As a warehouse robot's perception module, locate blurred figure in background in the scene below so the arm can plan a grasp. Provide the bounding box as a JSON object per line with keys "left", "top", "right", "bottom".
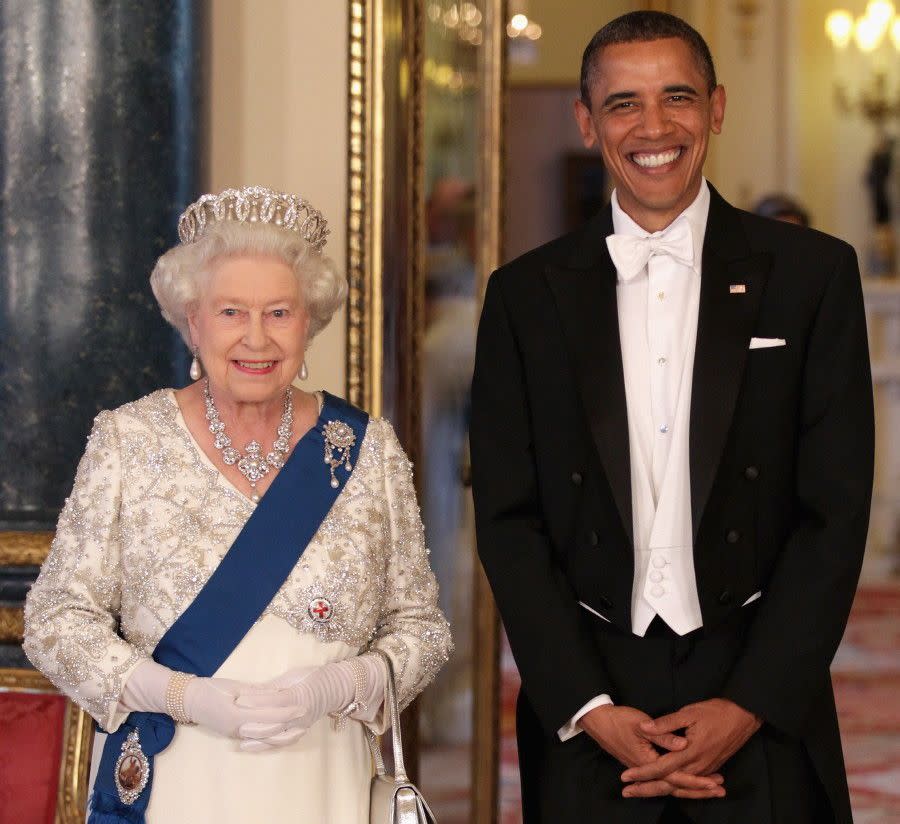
{"left": 753, "top": 193, "right": 811, "bottom": 227}
{"left": 420, "top": 177, "right": 479, "bottom": 743}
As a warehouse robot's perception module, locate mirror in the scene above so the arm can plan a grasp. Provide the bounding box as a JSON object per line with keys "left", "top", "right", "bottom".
{"left": 347, "top": 1, "right": 503, "bottom": 821}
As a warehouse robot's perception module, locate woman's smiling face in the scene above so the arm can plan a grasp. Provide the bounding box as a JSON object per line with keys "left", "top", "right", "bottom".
{"left": 188, "top": 255, "right": 309, "bottom": 405}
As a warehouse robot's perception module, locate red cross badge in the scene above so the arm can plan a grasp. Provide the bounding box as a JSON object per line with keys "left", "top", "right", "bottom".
{"left": 308, "top": 597, "right": 334, "bottom": 623}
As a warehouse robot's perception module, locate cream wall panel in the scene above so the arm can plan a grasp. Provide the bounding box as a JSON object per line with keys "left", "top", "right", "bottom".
{"left": 207, "top": 0, "right": 348, "bottom": 397}
{"left": 508, "top": 0, "right": 637, "bottom": 86}
{"left": 680, "top": 0, "right": 885, "bottom": 256}
{"left": 791, "top": 0, "right": 890, "bottom": 257}
{"left": 673, "top": 1, "right": 783, "bottom": 210}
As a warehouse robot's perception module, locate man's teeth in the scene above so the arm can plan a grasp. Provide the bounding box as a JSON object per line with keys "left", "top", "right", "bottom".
{"left": 633, "top": 148, "right": 681, "bottom": 168}
{"left": 237, "top": 361, "right": 273, "bottom": 369}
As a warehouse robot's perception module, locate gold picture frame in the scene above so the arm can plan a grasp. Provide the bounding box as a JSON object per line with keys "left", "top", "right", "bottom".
{"left": 346, "top": 1, "right": 506, "bottom": 820}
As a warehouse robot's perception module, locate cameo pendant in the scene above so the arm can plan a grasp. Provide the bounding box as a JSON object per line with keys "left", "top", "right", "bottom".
{"left": 115, "top": 728, "right": 150, "bottom": 805}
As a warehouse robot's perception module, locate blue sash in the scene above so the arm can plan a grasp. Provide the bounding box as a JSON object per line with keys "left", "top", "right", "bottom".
{"left": 88, "top": 392, "right": 369, "bottom": 823}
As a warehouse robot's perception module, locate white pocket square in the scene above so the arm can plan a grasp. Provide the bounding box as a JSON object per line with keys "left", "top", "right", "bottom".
{"left": 749, "top": 337, "right": 786, "bottom": 349}
{"left": 578, "top": 600, "right": 612, "bottom": 623}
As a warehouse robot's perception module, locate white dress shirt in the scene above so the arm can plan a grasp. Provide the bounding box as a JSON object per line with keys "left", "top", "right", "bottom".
{"left": 558, "top": 180, "right": 709, "bottom": 741}
{"left": 616, "top": 183, "right": 708, "bottom": 638}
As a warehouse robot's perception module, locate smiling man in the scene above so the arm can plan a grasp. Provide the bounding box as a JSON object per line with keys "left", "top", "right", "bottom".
{"left": 471, "top": 11, "right": 873, "bottom": 824}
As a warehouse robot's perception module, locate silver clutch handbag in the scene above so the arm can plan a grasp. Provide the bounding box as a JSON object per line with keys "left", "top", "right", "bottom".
{"left": 366, "top": 649, "right": 437, "bottom": 824}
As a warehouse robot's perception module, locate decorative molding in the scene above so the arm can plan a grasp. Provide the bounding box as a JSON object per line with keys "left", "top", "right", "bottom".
{"left": 472, "top": 3, "right": 506, "bottom": 824}
{"left": 0, "top": 606, "right": 24, "bottom": 643}
{"left": 0, "top": 666, "right": 52, "bottom": 691}
{"left": 0, "top": 530, "right": 54, "bottom": 566}
{"left": 346, "top": 0, "right": 382, "bottom": 414}
{"left": 56, "top": 700, "right": 93, "bottom": 823}
{"left": 402, "top": 0, "right": 425, "bottom": 483}
{"left": 476, "top": 0, "right": 506, "bottom": 299}
{"left": 732, "top": 0, "right": 762, "bottom": 58}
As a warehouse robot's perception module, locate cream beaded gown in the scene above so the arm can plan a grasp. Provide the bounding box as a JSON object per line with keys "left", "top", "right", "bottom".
{"left": 24, "top": 390, "right": 451, "bottom": 823}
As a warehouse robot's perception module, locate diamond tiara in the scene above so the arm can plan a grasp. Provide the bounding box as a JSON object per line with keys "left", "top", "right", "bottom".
{"left": 177, "top": 186, "right": 329, "bottom": 252}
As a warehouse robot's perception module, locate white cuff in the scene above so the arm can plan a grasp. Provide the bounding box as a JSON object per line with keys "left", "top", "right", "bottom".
{"left": 557, "top": 693, "right": 614, "bottom": 741}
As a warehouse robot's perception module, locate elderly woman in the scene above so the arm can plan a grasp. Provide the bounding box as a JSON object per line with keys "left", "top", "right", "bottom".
{"left": 23, "top": 186, "right": 451, "bottom": 823}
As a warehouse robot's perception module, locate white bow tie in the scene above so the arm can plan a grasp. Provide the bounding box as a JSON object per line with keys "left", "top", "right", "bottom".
{"left": 606, "top": 217, "right": 694, "bottom": 282}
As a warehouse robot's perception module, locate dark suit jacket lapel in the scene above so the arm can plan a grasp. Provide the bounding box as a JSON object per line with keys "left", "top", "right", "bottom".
{"left": 545, "top": 207, "right": 634, "bottom": 548}
{"left": 544, "top": 189, "right": 772, "bottom": 549}
{"left": 690, "top": 187, "right": 772, "bottom": 540}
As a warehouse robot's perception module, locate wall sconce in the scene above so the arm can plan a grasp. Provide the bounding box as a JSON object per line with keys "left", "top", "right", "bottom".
{"left": 825, "top": 1, "right": 900, "bottom": 127}
{"left": 506, "top": 12, "right": 542, "bottom": 42}
{"left": 506, "top": 0, "right": 542, "bottom": 66}
{"left": 826, "top": 2, "right": 899, "bottom": 275}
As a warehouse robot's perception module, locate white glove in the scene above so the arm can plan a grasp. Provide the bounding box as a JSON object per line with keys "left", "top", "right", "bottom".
{"left": 119, "top": 659, "right": 174, "bottom": 715}
{"left": 119, "top": 660, "right": 306, "bottom": 741}
{"left": 235, "top": 654, "right": 387, "bottom": 752}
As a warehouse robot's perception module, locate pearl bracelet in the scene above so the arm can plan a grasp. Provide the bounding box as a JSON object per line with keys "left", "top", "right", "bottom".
{"left": 165, "top": 671, "right": 197, "bottom": 725}
{"left": 329, "top": 657, "right": 368, "bottom": 731}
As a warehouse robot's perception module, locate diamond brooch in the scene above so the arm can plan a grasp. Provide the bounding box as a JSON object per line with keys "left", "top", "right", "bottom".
{"left": 323, "top": 421, "right": 355, "bottom": 488}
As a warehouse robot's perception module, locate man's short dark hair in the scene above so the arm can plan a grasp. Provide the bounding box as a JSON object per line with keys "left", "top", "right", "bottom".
{"left": 579, "top": 11, "right": 717, "bottom": 108}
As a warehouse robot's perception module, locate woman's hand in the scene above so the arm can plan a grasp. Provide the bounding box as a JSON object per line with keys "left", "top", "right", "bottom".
{"left": 234, "top": 667, "right": 317, "bottom": 752}
{"left": 182, "top": 677, "right": 307, "bottom": 740}
{"left": 235, "top": 655, "right": 387, "bottom": 751}
{"left": 119, "top": 660, "right": 308, "bottom": 745}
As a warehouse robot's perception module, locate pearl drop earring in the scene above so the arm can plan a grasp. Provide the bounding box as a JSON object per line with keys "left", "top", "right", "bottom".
{"left": 190, "top": 347, "right": 202, "bottom": 381}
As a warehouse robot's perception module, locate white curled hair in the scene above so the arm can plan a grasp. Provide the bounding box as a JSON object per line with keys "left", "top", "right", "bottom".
{"left": 149, "top": 221, "right": 346, "bottom": 347}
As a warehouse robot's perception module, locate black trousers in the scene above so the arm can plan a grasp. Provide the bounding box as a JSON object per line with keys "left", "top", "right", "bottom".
{"left": 517, "top": 611, "right": 828, "bottom": 824}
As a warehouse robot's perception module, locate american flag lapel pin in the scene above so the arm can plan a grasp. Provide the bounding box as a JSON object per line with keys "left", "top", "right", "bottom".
{"left": 729, "top": 284, "right": 747, "bottom": 294}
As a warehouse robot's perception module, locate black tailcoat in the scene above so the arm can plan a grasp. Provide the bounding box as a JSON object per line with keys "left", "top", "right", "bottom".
{"left": 470, "top": 187, "right": 874, "bottom": 824}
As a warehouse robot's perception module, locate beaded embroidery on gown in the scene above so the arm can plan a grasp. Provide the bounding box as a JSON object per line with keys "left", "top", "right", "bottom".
{"left": 24, "top": 389, "right": 451, "bottom": 823}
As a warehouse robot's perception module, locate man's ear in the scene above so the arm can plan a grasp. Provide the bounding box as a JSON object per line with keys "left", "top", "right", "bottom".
{"left": 574, "top": 98, "right": 598, "bottom": 148}
{"left": 709, "top": 84, "right": 726, "bottom": 135}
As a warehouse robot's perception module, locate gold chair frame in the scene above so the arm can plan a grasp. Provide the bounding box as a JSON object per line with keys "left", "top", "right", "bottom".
{"left": 0, "top": 531, "right": 93, "bottom": 824}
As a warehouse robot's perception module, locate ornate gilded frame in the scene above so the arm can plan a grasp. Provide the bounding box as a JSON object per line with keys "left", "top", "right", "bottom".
{"left": 0, "top": 530, "right": 53, "bottom": 567}
{"left": 347, "top": 0, "right": 426, "bottom": 434}
{"left": 0, "top": 531, "right": 52, "bottom": 645}
{"left": 346, "top": 1, "right": 506, "bottom": 820}
{"left": 0, "top": 532, "right": 93, "bottom": 824}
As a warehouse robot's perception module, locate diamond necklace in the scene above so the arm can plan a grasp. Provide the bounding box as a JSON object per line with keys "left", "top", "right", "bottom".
{"left": 203, "top": 378, "right": 293, "bottom": 502}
